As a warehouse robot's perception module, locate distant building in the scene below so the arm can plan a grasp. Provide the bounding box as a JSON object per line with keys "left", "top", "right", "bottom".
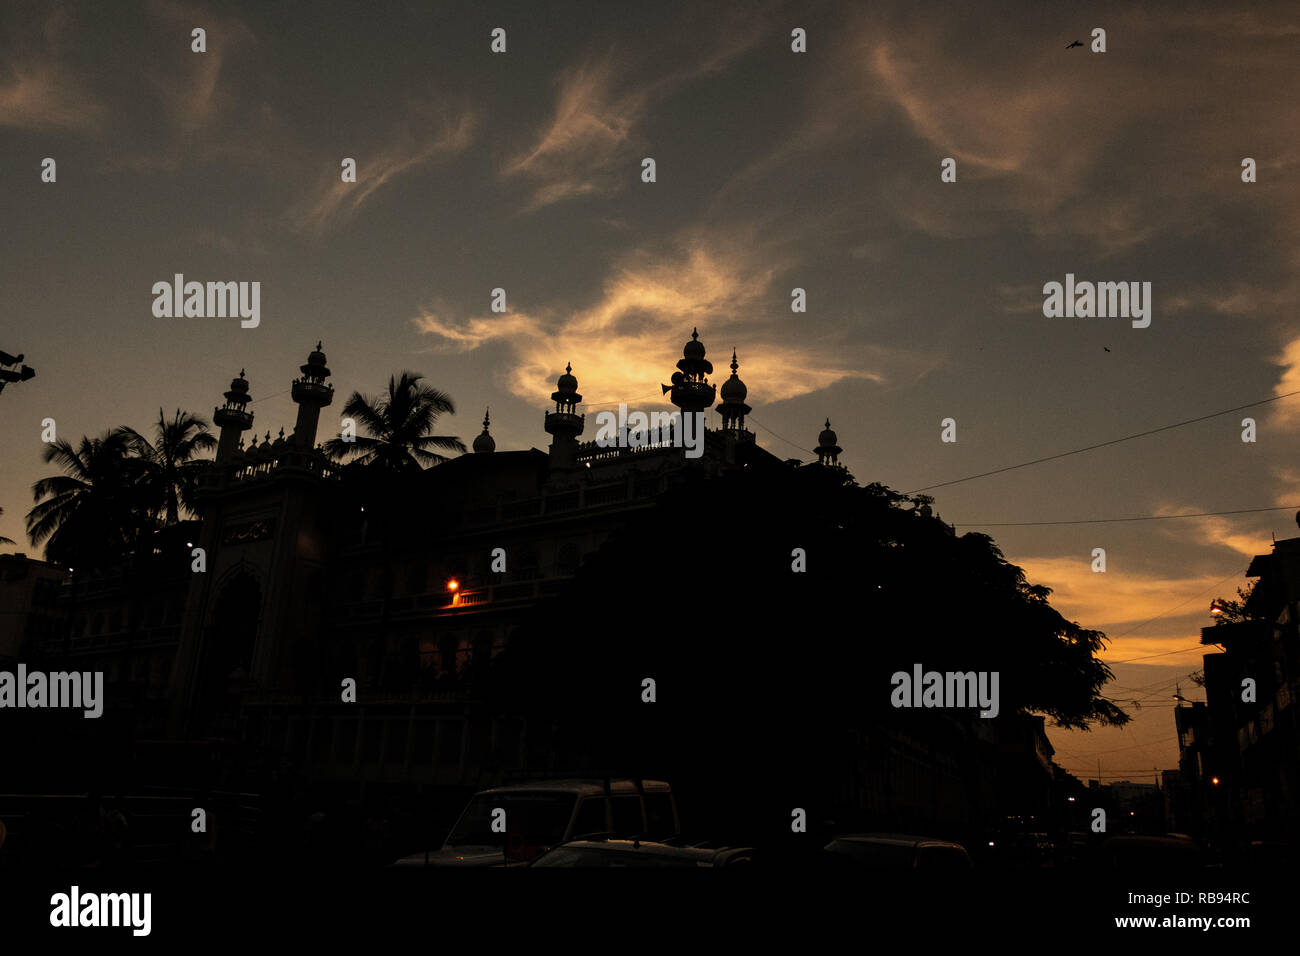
{"left": 0, "top": 553, "right": 65, "bottom": 661}
{"left": 1173, "top": 535, "right": 1300, "bottom": 845}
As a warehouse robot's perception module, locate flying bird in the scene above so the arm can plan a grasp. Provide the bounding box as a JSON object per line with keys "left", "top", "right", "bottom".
{"left": 1067, "top": 40, "right": 1083, "bottom": 48}
{"left": 1104, "top": 347, "right": 1111, "bottom": 352}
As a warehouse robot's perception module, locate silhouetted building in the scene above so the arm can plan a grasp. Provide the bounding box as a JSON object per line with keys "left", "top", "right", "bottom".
{"left": 0, "top": 553, "right": 66, "bottom": 661}
{"left": 1174, "top": 536, "right": 1300, "bottom": 845}
{"left": 11, "top": 331, "right": 1066, "bottom": 851}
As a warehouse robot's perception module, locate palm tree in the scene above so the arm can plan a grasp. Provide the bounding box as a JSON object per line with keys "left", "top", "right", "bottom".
{"left": 26, "top": 430, "right": 149, "bottom": 569}
{"left": 323, "top": 372, "right": 466, "bottom": 470}
{"left": 0, "top": 507, "right": 14, "bottom": 546}
{"left": 322, "top": 372, "right": 465, "bottom": 693}
{"left": 121, "top": 408, "right": 218, "bottom": 526}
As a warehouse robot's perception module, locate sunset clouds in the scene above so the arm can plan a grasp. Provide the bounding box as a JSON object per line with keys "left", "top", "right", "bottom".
{"left": 4, "top": 1, "right": 1300, "bottom": 783}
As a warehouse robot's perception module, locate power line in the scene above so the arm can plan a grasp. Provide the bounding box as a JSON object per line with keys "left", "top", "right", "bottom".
{"left": 1091, "top": 569, "right": 1244, "bottom": 660}
{"left": 747, "top": 414, "right": 816, "bottom": 456}
{"left": 1102, "top": 644, "right": 1209, "bottom": 664}
{"left": 957, "top": 504, "right": 1300, "bottom": 528}
{"left": 905, "top": 388, "right": 1300, "bottom": 494}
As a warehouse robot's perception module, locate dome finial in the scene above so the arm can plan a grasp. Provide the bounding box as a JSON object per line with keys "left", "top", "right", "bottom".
{"left": 566, "top": 361, "right": 572, "bottom": 374}
{"left": 473, "top": 405, "right": 496, "bottom": 453}
{"left": 239, "top": 368, "right": 246, "bottom": 378}
{"left": 691, "top": 328, "right": 699, "bottom": 341}
{"left": 316, "top": 340, "right": 322, "bottom": 351}
{"left": 730, "top": 349, "right": 739, "bottom": 374}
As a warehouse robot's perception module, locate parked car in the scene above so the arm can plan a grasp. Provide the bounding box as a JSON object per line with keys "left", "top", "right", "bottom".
{"left": 530, "top": 839, "right": 753, "bottom": 867}
{"left": 1099, "top": 834, "right": 1204, "bottom": 871}
{"left": 822, "top": 833, "right": 973, "bottom": 872}
{"left": 391, "top": 779, "right": 677, "bottom": 867}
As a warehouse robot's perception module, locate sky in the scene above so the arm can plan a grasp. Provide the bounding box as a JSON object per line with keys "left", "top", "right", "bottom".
{"left": 2, "top": 0, "right": 1299, "bottom": 781}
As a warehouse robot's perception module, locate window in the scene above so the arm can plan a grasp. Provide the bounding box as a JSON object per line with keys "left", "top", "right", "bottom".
{"left": 610, "top": 796, "right": 644, "bottom": 836}
{"left": 573, "top": 797, "right": 607, "bottom": 838}
{"left": 446, "top": 792, "right": 577, "bottom": 848}
{"left": 644, "top": 793, "right": 676, "bottom": 839}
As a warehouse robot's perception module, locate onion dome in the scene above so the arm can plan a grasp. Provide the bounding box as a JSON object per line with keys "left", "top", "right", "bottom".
{"left": 676, "top": 328, "right": 713, "bottom": 375}
{"left": 716, "top": 348, "right": 752, "bottom": 435}
{"left": 719, "top": 349, "right": 747, "bottom": 402}
{"left": 302, "top": 341, "right": 329, "bottom": 376}
{"left": 473, "top": 407, "right": 496, "bottom": 454}
{"left": 557, "top": 363, "right": 577, "bottom": 393}
{"left": 683, "top": 328, "right": 706, "bottom": 361}
{"left": 819, "top": 419, "right": 837, "bottom": 447}
{"left": 551, "top": 363, "right": 582, "bottom": 405}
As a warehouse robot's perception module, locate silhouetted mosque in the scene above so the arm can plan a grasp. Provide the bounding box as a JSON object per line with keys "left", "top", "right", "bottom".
{"left": 39, "top": 330, "right": 852, "bottom": 788}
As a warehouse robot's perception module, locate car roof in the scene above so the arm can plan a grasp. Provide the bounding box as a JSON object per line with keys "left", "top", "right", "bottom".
{"left": 550, "top": 840, "right": 740, "bottom": 860}
{"left": 475, "top": 779, "right": 671, "bottom": 797}
{"left": 829, "top": 833, "right": 964, "bottom": 848}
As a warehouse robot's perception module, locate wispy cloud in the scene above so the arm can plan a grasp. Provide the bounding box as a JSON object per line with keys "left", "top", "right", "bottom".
{"left": 288, "top": 102, "right": 479, "bottom": 233}
{"left": 503, "top": 10, "right": 771, "bottom": 211}
{"left": 147, "top": 0, "right": 252, "bottom": 131}
{"left": 0, "top": 8, "right": 106, "bottom": 133}
{"left": 413, "top": 227, "right": 896, "bottom": 407}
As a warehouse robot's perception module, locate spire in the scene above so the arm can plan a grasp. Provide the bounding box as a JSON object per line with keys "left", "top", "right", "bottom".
{"left": 473, "top": 406, "right": 496, "bottom": 454}
{"left": 716, "top": 347, "right": 751, "bottom": 436}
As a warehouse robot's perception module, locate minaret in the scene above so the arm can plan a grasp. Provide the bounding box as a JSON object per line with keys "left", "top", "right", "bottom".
{"left": 473, "top": 407, "right": 496, "bottom": 454}
{"left": 665, "top": 328, "right": 716, "bottom": 417}
{"left": 213, "top": 370, "right": 254, "bottom": 464}
{"left": 290, "top": 342, "right": 334, "bottom": 449}
{"left": 716, "top": 348, "right": 752, "bottom": 438}
{"left": 544, "top": 363, "right": 584, "bottom": 469}
{"left": 815, "top": 418, "right": 842, "bottom": 467}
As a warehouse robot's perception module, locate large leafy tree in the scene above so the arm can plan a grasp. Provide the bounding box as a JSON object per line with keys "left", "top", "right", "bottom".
{"left": 323, "top": 372, "right": 465, "bottom": 472}
{"left": 121, "top": 408, "right": 217, "bottom": 526}
{"left": 487, "top": 463, "right": 1130, "bottom": 842}
{"left": 26, "top": 430, "right": 150, "bottom": 569}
